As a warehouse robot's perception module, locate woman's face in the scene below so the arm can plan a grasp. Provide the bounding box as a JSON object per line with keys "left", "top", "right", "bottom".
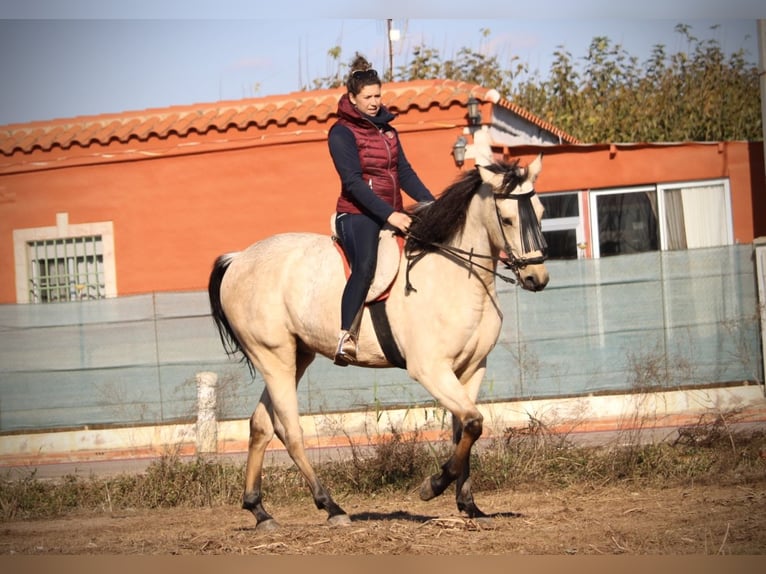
{"left": 350, "top": 84, "right": 382, "bottom": 117}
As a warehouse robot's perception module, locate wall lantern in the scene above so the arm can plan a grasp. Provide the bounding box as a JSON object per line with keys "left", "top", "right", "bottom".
{"left": 452, "top": 135, "right": 467, "bottom": 167}
{"left": 467, "top": 96, "right": 481, "bottom": 126}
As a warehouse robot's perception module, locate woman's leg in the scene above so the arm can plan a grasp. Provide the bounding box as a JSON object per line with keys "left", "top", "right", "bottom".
{"left": 334, "top": 213, "right": 380, "bottom": 363}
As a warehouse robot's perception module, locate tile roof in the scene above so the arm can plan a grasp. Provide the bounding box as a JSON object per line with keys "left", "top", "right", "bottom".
{"left": 0, "top": 79, "right": 579, "bottom": 156}
{"left": 495, "top": 95, "right": 581, "bottom": 145}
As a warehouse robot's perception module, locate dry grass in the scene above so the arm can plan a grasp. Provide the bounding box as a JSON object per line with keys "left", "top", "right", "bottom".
{"left": 2, "top": 415, "right": 764, "bottom": 522}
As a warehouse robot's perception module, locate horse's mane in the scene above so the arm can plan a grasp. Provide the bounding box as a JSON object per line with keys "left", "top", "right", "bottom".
{"left": 406, "top": 159, "right": 522, "bottom": 251}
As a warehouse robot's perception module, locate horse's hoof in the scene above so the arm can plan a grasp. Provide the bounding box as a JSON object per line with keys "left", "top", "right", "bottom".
{"left": 419, "top": 478, "right": 436, "bottom": 501}
{"left": 256, "top": 518, "right": 280, "bottom": 532}
{"left": 327, "top": 513, "right": 352, "bottom": 527}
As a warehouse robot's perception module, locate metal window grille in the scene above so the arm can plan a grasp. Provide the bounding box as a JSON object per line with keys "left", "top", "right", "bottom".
{"left": 27, "top": 236, "right": 105, "bottom": 303}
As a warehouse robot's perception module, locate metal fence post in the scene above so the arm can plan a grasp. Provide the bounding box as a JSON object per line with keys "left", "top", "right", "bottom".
{"left": 755, "top": 238, "right": 766, "bottom": 396}
{"left": 195, "top": 371, "right": 218, "bottom": 453}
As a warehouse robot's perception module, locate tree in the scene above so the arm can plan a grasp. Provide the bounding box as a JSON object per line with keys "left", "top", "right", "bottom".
{"left": 307, "top": 45, "right": 346, "bottom": 90}
{"left": 507, "top": 24, "right": 761, "bottom": 143}
{"left": 303, "top": 24, "right": 761, "bottom": 143}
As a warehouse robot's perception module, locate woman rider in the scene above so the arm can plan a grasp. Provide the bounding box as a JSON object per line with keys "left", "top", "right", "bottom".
{"left": 328, "top": 54, "right": 435, "bottom": 366}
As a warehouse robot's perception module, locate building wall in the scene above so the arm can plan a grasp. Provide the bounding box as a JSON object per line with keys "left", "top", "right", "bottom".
{"left": 503, "top": 141, "right": 765, "bottom": 244}
{"left": 1, "top": 101, "right": 763, "bottom": 304}
{"left": 0, "top": 107, "right": 468, "bottom": 303}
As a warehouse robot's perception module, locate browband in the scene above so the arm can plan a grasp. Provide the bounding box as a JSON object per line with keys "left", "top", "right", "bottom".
{"left": 495, "top": 189, "right": 536, "bottom": 200}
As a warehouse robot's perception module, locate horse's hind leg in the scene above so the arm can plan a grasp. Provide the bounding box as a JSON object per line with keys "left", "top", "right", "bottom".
{"left": 251, "top": 348, "right": 351, "bottom": 528}
{"left": 242, "top": 389, "right": 280, "bottom": 531}
{"left": 242, "top": 348, "right": 314, "bottom": 530}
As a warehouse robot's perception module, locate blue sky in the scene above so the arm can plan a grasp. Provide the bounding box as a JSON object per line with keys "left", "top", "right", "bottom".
{"left": 0, "top": 0, "right": 763, "bottom": 125}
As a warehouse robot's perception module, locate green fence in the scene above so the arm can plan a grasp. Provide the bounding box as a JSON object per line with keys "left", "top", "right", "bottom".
{"left": 1, "top": 245, "right": 762, "bottom": 433}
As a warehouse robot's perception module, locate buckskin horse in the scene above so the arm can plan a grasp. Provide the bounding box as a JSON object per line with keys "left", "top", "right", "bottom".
{"left": 208, "top": 155, "right": 549, "bottom": 530}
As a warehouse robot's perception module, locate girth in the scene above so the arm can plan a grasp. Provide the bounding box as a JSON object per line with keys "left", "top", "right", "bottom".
{"left": 368, "top": 300, "right": 406, "bottom": 369}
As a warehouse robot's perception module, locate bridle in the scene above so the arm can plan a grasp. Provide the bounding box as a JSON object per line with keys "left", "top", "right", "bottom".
{"left": 493, "top": 189, "right": 548, "bottom": 271}
{"left": 404, "top": 188, "right": 548, "bottom": 293}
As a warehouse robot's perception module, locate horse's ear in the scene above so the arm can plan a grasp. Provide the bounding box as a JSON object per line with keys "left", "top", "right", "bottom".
{"left": 527, "top": 153, "right": 543, "bottom": 182}
{"left": 478, "top": 165, "right": 504, "bottom": 189}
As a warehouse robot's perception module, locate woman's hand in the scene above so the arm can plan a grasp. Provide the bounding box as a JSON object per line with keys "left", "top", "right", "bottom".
{"left": 387, "top": 211, "right": 412, "bottom": 234}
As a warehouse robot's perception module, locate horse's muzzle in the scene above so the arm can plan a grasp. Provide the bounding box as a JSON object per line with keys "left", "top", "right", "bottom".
{"left": 521, "top": 271, "right": 549, "bottom": 292}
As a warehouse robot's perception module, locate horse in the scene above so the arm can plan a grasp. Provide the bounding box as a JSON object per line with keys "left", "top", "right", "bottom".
{"left": 208, "top": 154, "right": 549, "bottom": 530}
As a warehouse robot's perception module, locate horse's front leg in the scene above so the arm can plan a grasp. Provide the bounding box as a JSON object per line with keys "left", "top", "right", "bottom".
{"left": 452, "top": 416, "right": 488, "bottom": 519}
{"left": 419, "top": 410, "right": 483, "bottom": 500}
{"left": 417, "top": 364, "right": 488, "bottom": 519}
{"left": 453, "top": 365, "right": 489, "bottom": 519}
{"left": 415, "top": 366, "right": 484, "bottom": 503}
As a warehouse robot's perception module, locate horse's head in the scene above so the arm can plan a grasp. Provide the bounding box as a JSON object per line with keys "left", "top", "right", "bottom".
{"left": 478, "top": 155, "right": 549, "bottom": 292}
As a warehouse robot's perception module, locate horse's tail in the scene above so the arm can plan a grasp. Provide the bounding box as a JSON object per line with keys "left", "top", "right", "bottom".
{"left": 208, "top": 253, "right": 243, "bottom": 358}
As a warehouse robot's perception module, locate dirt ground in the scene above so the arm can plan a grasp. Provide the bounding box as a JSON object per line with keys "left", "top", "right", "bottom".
{"left": 2, "top": 480, "right": 765, "bottom": 555}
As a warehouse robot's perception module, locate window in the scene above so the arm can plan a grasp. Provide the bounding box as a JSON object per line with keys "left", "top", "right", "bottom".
{"left": 590, "top": 187, "right": 659, "bottom": 257}
{"left": 13, "top": 213, "right": 117, "bottom": 304}
{"left": 659, "top": 179, "right": 732, "bottom": 250}
{"left": 27, "top": 236, "right": 106, "bottom": 302}
{"left": 540, "top": 192, "right": 586, "bottom": 259}
{"left": 589, "top": 180, "right": 732, "bottom": 258}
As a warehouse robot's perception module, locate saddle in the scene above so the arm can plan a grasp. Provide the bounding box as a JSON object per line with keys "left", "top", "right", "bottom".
{"left": 330, "top": 214, "right": 408, "bottom": 369}
{"left": 330, "top": 214, "right": 404, "bottom": 302}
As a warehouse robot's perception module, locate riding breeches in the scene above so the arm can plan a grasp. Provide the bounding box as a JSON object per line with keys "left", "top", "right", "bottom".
{"left": 334, "top": 212, "right": 381, "bottom": 330}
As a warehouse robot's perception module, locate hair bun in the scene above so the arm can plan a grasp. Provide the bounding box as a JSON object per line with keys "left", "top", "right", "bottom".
{"left": 345, "top": 53, "right": 381, "bottom": 95}
{"left": 349, "top": 54, "right": 373, "bottom": 74}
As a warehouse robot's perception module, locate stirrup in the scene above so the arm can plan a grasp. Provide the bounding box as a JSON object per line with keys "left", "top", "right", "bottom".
{"left": 334, "top": 330, "right": 357, "bottom": 367}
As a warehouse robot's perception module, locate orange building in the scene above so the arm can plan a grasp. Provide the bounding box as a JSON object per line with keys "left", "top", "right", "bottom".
{"left": 1, "top": 79, "right": 763, "bottom": 305}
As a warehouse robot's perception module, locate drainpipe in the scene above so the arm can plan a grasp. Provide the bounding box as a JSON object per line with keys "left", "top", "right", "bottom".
{"left": 759, "top": 20, "right": 766, "bottom": 174}
{"left": 757, "top": 20, "right": 766, "bottom": 395}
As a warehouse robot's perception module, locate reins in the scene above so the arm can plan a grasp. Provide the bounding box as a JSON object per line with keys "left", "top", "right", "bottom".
{"left": 402, "top": 190, "right": 547, "bottom": 293}
{"left": 402, "top": 234, "right": 518, "bottom": 294}
{"left": 400, "top": 166, "right": 549, "bottom": 294}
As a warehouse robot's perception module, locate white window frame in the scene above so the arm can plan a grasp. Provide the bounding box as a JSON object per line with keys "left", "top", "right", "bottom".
{"left": 13, "top": 212, "right": 117, "bottom": 304}
{"left": 589, "top": 180, "right": 733, "bottom": 258}
{"left": 657, "top": 178, "right": 733, "bottom": 251}
{"left": 540, "top": 191, "right": 588, "bottom": 259}
{"left": 589, "top": 185, "right": 657, "bottom": 259}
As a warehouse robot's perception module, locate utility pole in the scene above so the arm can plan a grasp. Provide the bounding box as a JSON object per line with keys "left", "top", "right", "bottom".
{"left": 385, "top": 19, "right": 401, "bottom": 82}
{"left": 387, "top": 19, "right": 394, "bottom": 82}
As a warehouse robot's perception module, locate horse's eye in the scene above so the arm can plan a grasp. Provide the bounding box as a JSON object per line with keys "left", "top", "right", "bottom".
{"left": 501, "top": 217, "right": 513, "bottom": 226}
